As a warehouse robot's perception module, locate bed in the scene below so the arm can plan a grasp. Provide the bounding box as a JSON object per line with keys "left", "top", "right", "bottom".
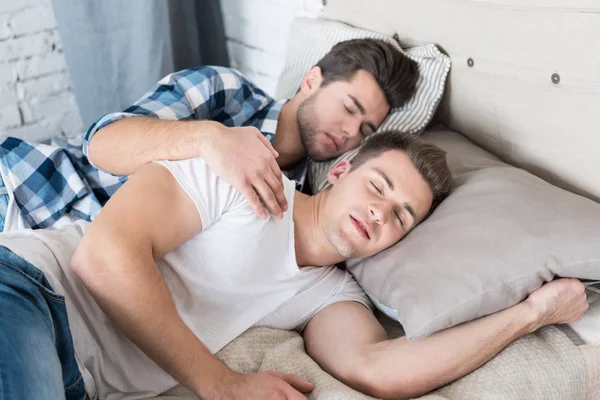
{"left": 150, "top": 1, "right": 600, "bottom": 398}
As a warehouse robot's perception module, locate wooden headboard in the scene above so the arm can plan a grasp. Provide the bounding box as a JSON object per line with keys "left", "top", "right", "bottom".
{"left": 322, "top": 0, "right": 600, "bottom": 201}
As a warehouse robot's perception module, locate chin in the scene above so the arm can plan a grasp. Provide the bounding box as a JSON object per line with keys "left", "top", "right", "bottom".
{"left": 335, "top": 240, "right": 360, "bottom": 260}
{"left": 326, "top": 230, "right": 357, "bottom": 260}
{"left": 336, "top": 249, "right": 358, "bottom": 261}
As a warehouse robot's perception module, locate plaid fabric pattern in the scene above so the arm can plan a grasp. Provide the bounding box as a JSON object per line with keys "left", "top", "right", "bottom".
{"left": 0, "top": 66, "right": 298, "bottom": 230}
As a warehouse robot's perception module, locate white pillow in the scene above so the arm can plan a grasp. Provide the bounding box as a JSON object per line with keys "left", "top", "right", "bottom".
{"left": 276, "top": 17, "right": 451, "bottom": 193}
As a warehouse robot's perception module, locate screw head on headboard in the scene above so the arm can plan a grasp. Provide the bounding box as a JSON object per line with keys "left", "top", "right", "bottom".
{"left": 551, "top": 73, "right": 560, "bottom": 84}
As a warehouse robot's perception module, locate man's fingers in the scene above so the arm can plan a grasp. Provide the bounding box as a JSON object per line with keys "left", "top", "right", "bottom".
{"left": 284, "top": 389, "right": 309, "bottom": 400}
{"left": 240, "top": 185, "right": 267, "bottom": 219}
{"left": 265, "top": 171, "right": 288, "bottom": 216}
{"left": 285, "top": 375, "right": 314, "bottom": 394}
{"left": 255, "top": 129, "right": 279, "bottom": 158}
{"left": 267, "top": 371, "right": 314, "bottom": 394}
{"left": 268, "top": 159, "right": 287, "bottom": 212}
{"left": 252, "top": 181, "right": 283, "bottom": 219}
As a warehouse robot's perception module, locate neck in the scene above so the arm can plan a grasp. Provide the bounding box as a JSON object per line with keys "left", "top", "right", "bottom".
{"left": 273, "top": 98, "right": 307, "bottom": 169}
{"left": 292, "top": 190, "right": 342, "bottom": 267}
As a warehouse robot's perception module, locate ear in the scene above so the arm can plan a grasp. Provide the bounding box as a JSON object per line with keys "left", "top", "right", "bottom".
{"left": 299, "top": 66, "right": 323, "bottom": 97}
{"left": 327, "top": 160, "right": 352, "bottom": 185}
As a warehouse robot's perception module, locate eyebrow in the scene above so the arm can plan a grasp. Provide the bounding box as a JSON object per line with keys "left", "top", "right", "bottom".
{"left": 403, "top": 202, "right": 417, "bottom": 224}
{"left": 374, "top": 167, "right": 394, "bottom": 190}
{"left": 348, "top": 94, "right": 365, "bottom": 114}
{"left": 348, "top": 94, "right": 377, "bottom": 133}
{"left": 374, "top": 167, "right": 417, "bottom": 223}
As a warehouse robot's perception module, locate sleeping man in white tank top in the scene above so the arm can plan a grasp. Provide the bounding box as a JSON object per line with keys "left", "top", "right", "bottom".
{"left": 0, "top": 132, "right": 589, "bottom": 400}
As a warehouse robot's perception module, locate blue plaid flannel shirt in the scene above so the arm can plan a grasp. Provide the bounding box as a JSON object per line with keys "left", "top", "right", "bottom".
{"left": 0, "top": 66, "right": 305, "bottom": 230}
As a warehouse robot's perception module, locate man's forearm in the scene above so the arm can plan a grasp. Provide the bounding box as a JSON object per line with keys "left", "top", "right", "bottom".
{"left": 87, "top": 117, "right": 219, "bottom": 175}
{"left": 368, "top": 302, "right": 539, "bottom": 399}
{"left": 71, "top": 247, "right": 230, "bottom": 398}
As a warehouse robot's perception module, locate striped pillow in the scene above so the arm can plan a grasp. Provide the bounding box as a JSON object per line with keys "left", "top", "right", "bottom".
{"left": 275, "top": 17, "right": 451, "bottom": 193}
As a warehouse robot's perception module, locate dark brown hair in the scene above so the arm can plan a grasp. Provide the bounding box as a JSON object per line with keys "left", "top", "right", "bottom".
{"left": 351, "top": 131, "right": 452, "bottom": 212}
{"left": 316, "top": 38, "right": 419, "bottom": 109}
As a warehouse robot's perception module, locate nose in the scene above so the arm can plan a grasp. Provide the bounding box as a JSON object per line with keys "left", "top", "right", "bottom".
{"left": 369, "top": 201, "right": 394, "bottom": 225}
{"left": 369, "top": 203, "right": 385, "bottom": 225}
{"left": 343, "top": 119, "right": 363, "bottom": 142}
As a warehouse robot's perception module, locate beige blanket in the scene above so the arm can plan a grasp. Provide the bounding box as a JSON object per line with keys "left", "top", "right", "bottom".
{"left": 154, "top": 319, "right": 593, "bottom": 400}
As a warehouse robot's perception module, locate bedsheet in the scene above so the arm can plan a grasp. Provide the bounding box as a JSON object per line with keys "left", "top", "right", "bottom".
{"left": 148, "top": 313, "right": 596, "bottom": 400}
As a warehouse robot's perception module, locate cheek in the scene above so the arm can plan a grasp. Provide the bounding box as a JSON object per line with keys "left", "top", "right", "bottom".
{"left": 379, "top": 225, "right": 404, "bottom": 247}
{"left": 347, "top": 135, "right": 363, "bottom": 149}
{"left": 317, "top": 100, "right": 343, "bottom": 124}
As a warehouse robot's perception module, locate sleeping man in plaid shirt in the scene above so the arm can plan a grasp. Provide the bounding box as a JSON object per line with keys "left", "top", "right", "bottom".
{"left": 0, "top": 38, "right": 418, "bottom": 232}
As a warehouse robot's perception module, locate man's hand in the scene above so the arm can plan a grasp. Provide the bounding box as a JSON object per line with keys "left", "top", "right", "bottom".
{"left": 525, "top": 278, "right": 589, "bottom": 329}
{"left": 217, "top": 370, "right": 314, "bottom": 400}
{"left": 200, "top": 124, "right": 288, "bottom": 220}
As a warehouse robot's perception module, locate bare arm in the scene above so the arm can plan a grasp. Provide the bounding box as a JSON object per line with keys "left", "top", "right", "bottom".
{"left": 87, "top": 117, "right": 217, "bottom": 175}
{"left": 88, "top": 118, "right": 287, "bottom": 219}
{"left": 71, "top": 162, "right": 225, "bottom": 396}
{"left": 304, "top": 279, "right": 588, "bottom": 399}
{"left": 71, "top": 162, "right": 311, "bottom": 399}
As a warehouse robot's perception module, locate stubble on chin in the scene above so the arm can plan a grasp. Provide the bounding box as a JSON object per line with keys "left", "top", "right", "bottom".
{"left": 324, "top": 224, "right": 358, "bottom": 260}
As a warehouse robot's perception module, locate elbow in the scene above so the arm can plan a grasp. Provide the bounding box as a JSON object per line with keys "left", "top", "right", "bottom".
{"left": 71, "top": 241, "right": 93, "bottom": 282}
{"left": 72, "top": 235, "right": 149, "bottom": 291}
{"left": 353, "top": 361, "right": 434, "bottom": 400}
{"left": 71, "top": 240, "right": 110, "bottom": 288}
{"left": 86, "top": 126, "right": 113, "bottom": 169}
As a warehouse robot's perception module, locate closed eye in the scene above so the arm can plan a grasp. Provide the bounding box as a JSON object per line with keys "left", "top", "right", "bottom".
{"left": 345, "top": 105, "right": 354, "bottom": 114}
{"left": 394, "top": 210, "right": 405, "bottom": 227}
{"left": 370, "top": 181, "right": 382, "bottom": 194}
{"left": 360, "top": 124, "right": 374, "bottom": 137}
{"left": 371, "top": 181, "right": 404, "bottom": 226}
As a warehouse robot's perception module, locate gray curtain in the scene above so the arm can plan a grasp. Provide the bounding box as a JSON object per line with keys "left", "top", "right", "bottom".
{"left": 51, "top": 0, "right": 229, "bottom": 128}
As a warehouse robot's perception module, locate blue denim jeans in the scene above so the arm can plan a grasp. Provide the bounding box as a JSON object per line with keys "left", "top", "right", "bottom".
{"left": 0, "top": 245, "right": 86, "bottom": 400}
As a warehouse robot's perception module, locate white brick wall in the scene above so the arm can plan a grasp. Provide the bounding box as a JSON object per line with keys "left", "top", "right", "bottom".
{"left": 0, "top": 0, "right": 321, "bottom": 142}
{"left": 0, "top": 0, "right": 82, "bottom": 141}
{"left": 221, "top": 0, "right": 323, "bottom": 95}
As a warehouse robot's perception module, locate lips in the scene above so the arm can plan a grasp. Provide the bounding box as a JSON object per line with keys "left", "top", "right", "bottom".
{"left": 325, "top": 133, "right": 342, "bottom": 152}
{"left": 350, "top": 215, "right": 371, "bottom": 240}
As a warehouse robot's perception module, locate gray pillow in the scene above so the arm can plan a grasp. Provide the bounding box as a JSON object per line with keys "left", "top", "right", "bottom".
{"left": 347, "top": 126, "right": 600, "bottom": 339}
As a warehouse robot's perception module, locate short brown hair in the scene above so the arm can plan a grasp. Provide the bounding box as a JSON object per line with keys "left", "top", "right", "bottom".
{"left": 351, "top": 131, "right": 452, "bottom": 213}
{"left": 316, "top": 38, "right": 419, "bottom": 109}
